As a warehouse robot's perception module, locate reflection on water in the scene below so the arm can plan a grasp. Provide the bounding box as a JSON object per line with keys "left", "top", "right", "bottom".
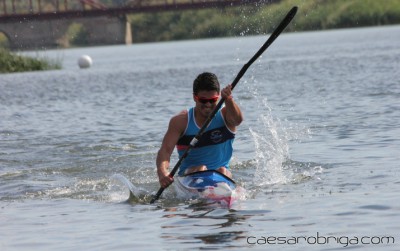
{"left": 161, "top": 207, "right": 256, "bottom": 247}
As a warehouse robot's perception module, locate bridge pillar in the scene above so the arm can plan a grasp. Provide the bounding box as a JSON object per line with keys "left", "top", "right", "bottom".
{"left": 0, "top": 15, "right": 132, "bottom": 50}
{"left": 79, "top": 15, "right": 132, "bottom": 47}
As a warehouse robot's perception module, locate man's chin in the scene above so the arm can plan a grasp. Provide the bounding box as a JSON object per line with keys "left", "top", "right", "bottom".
{"left": 203, "top": 109, "right": 213, "bottom": 115}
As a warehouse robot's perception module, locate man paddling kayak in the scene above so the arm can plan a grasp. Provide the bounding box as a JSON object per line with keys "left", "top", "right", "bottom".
{"left": 156, "top": 72, "right": 244, "bottom": 189}
{"left": 151, "top": 7, "right": 297, "bottom": 203}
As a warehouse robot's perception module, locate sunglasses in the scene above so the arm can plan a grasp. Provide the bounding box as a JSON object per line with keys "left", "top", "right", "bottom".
{"left": 194, "top": 95, "right": 220, "bottom": 104}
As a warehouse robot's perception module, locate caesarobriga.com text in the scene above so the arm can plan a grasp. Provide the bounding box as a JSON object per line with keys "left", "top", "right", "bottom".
{"left": 246, "top": 232, "right": 395, "bottom": 247}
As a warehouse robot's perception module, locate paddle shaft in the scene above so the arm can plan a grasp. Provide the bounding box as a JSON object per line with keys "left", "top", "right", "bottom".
{"left": 150, "top": 6, "right": 298, "bottom": 204}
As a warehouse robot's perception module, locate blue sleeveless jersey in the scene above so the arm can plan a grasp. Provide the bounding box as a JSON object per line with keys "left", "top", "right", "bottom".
{"left": 176, "top": 107, "right": 235, "bottom": 176}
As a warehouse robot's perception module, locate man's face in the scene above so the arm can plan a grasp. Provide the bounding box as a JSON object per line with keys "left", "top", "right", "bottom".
{"left": 193, "top": 90, "right": 220, "bottom": 117}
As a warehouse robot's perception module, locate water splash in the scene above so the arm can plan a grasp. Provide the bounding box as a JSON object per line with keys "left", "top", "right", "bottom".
{"left": 110, "top": 173, "right": 150, "bottom": 203}
{"left": 249, "top": 98, "right": 290, "bottom": 186}
{"left": 244, "top": 75, "right": 313, "bottom": 185}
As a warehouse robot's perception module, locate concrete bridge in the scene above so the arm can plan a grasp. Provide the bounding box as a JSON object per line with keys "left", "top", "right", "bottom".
{"left": 0, "top": 0, "right": 277, "bottom": 50}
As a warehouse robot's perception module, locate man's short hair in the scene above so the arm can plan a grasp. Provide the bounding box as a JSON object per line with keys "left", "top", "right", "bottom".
{"left": 193, "top": 72, "right": 220, "bottom": 95}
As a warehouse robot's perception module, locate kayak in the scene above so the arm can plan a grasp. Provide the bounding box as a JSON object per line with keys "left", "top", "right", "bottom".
{"left": 174, "top": 170, "right": 242, "bottom": 207}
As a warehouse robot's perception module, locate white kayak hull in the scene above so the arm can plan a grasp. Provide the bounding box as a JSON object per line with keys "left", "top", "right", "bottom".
{"left": 174, "top": 170, "right": 242, "bottom": 207}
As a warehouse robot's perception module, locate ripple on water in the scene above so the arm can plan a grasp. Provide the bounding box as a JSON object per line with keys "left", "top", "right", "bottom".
{"left": 359, "top": 205, "right": 391, "bottom": 211}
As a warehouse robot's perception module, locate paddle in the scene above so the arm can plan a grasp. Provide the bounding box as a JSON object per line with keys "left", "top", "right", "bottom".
{"left": 150, "top": 6, "right": 298, "bottom": 204}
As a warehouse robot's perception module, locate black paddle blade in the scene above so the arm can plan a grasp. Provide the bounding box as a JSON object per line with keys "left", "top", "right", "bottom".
{"left": 150, "top": 6, "right": 298, "bottom": 204}
{"left": 150, "top": 187, "right": 165, "bottom": 204}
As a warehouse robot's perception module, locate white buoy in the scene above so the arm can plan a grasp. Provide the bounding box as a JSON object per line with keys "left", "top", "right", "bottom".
{"left": 78, "top": 55, "right": 92, "bottom": 69}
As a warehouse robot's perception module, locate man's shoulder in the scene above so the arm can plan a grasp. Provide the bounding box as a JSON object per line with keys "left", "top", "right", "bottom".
{"left": 169, "top": 109, "right": 189, "bottom": 130}
{"left": 172, "top": 109, "right": 188, "bottom": 120}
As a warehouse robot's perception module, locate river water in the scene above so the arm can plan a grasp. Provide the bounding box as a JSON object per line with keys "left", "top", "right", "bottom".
{"left": 1, "top": 25, "right": 399, "bottom": 250}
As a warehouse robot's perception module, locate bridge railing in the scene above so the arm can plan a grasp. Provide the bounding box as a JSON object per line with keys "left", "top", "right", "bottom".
{"left": 0, "top": 0, "right": 274, "bottom": 22}
{"left": 0, "top": 0, "right": 107, "bottom": 15}
{"left": 1, "top": 0, "right": 265, "bottom": 16}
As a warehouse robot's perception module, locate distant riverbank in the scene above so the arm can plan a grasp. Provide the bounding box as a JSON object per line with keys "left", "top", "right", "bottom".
{"left": 4, "top": 0, "right": 397, "bottom": 47}
{"left": 129, "top": 0, "right": 400, "bottom": 43}
{"left": 0, "top": 49, "right": 61, "bottom": 73}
